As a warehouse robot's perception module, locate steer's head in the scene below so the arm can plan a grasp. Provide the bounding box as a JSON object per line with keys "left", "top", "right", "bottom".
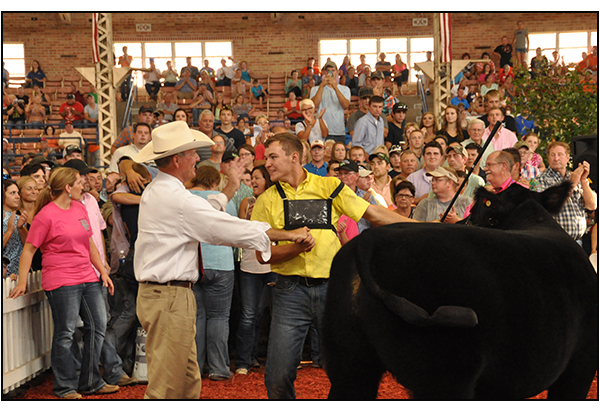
{"left": 469, "top": 181, "right": 572, "bottom": 229}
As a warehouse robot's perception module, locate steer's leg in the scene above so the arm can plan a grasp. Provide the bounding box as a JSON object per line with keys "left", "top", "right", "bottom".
{"left": 324, "top": 328, "right": 386, "bottom": 400}
{"left": 546, "top": 347, "right": 598, "bottom": 400}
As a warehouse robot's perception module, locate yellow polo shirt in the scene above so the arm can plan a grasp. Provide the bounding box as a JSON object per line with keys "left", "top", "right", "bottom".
{"left": 251, "top": 171, "right": 370, "bottom": 278}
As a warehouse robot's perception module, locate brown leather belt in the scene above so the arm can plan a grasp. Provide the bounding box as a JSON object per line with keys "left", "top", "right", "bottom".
{"left": 143, "top": 280, "right": 194, "bottom": 289}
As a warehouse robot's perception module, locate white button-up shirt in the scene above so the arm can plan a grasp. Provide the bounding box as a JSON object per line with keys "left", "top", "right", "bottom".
{"left": 134, "top": 171, "right": 272, "bottom": 283}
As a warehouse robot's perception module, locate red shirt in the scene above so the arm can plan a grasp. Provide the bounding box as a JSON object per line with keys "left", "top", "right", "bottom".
{"left": 59, "top": 101, "right": 84, "bottom": 122}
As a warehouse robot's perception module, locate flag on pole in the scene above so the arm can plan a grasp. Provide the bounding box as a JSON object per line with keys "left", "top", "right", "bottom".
{"left": 92, "top": 13, "right": 100, "bottom": 64}
{"left": 439, "top": 13, "right": 452, "bottom": 63}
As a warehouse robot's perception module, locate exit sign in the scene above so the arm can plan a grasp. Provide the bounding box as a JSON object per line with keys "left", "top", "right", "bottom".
{"left": 136, "top": 23, "right": 152, "bottom": 32}
{"left": 413, "top": 18, "right": 428, "bottom": 27}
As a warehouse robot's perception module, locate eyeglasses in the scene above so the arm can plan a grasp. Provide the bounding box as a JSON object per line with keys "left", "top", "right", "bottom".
{"left": 485, "top": 161, "right": 504, "bottom": 167}
{"left": 222, "top": 105, "right": 231, "bottom": 111}
{"left": 394, "top": 193, "right": 414, "bottom": 199}
{"left": 239, "top": 153, "right": 253, "bottom": 158}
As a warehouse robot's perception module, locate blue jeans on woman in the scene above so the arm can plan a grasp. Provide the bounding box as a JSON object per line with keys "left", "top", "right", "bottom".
{"left": 194, "top": 269, "right": 235, "bottom": 377}
{"left": 235, "top": 270, "right": 275, "bottom": 370}
{"left": 45, "top": 281, "right": 108, "bottom": 397}
{"left": 264, "top": 275, "right": 328, "bottom": 399}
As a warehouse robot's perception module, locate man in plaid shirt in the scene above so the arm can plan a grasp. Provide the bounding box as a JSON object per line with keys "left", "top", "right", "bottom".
{"left": 537, "top": 141, "right": 597, "bottom": 242}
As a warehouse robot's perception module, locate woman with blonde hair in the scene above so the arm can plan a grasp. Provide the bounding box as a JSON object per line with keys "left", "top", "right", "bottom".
{"left": 10, "top": 167, "right": 116, "bottom": 399}
{"left": 419, "top": 111, "right": 438, "bottom": 142}
{"left": 295, "top": 98, "right": 328, "bottom": 143}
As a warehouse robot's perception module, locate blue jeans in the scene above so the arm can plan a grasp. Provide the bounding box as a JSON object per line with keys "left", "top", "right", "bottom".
{"left": 111, "top": 277, "right": 139, "bottom": 374}
{"left": 264, "top": 275, "right": 328, "bottom": 399}
{"left": 235, "top": 271, "right": 275, "bottom": 369}
{"left": 194, "top": 269, "right": 235, "bottom": 377}
{"left": 100, "top": 286, "right": 126, "bottom": 384}
{"left": 45, "top": 282, "right": 108, "bottom": 397}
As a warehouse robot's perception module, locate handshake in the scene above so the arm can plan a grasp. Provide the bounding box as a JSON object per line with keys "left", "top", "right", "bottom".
{"left": 289, "top": 226, "right": 316, "bottom": 252}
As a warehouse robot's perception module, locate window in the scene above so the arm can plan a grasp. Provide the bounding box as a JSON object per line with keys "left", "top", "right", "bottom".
{"left": 113, "top": 40, "right": 232, "bottom": 89}
{"left": 2, "top": 43, "right": 25, "bottom": 86}
{"left": 319, "top": 37, "right": 433, "bottom": 83}
{"left": 528, "top": 31, "right": 596, "bottom": 65}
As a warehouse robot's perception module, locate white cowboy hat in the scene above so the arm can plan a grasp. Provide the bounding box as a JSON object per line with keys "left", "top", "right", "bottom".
{"left": 134, "top": 121, "right": 214, "bottom": 163}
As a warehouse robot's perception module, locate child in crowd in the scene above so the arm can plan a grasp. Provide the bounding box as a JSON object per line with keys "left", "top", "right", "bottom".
{"left": 522, "top": 132, "right": 546, "bottom": 172}
{"left": 251, "top": 78, "right": 268, "bottom": 109}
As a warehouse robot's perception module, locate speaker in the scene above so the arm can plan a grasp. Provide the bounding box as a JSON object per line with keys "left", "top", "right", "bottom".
{"left": 571, "top": 135, "right": 598, "bottom": 192}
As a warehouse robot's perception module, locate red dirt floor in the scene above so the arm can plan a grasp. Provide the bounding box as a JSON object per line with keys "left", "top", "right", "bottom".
{"left": 8, "top": 367, "right": 598, "bottom": 400}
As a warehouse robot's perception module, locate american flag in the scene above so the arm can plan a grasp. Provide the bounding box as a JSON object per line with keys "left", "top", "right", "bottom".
{"left": 92, "top": 13, "right": 100, "bottom": 64}
{"left": 439, "top": 13, "right": 452, "bottom": 63}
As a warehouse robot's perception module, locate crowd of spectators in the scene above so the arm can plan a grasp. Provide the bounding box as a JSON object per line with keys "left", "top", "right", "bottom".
{"left": 2, "top": 28, "right": 598, "bottom": 398}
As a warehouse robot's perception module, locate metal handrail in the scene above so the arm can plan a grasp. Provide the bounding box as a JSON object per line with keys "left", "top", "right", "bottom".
{"left": 416, "top": 72, "right": 428, "bottom": 114}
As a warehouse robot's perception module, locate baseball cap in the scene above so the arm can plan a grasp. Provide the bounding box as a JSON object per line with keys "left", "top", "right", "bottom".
{"left": 426, "top": 166, "right": 459, "bottom": 184}
{"left": 358, "top": 87, "right": 373, "bottom": 98}
{"left": 222, "top": 151, "right": 239, "bottom": 163}
{"left": 389, "top": 145, "right": 403, "bottom": 155}
{"left": 310, "top": 140, "right": 325, "bottom": 149}
{"left": 335, "top": 159, "right": 359, "bottom": 173}
{"left": 64, "top": 159, "right": 94, "bottom": 175}
{"left": 64, "top": 144, "right": 82, "bottom": 156}
{"left": 67, "top": 93, "right": 75, "bottom": 99}
{"left": 393, "top": 102, "right": 408, "bottom": 113}
{"left": 29, "top": 156, "right": 55, "bottom": 168}
{"left": 370, "top": 70, "right": 384, "bottom": 80}
{"left": 514, "top": 140, "right": 530, "bottom": 150}
{"left": 138, "top": 105, "right": 154, "bottom": 114}
{"left": 446, "top": 144, "right": 467, "bottom": 157}
{"left": 358, "top": 166, "right": 373, "bottom": 177}
{"left": 369, "top": 152, "right": 390, "bottom": 164}
{"left": 65, "top": 121, "right": 73, "bottom": 125}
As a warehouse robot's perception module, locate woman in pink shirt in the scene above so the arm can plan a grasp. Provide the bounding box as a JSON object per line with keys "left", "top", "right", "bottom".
{"left": 10, "top": 167, "right": 115, "bottom": 399}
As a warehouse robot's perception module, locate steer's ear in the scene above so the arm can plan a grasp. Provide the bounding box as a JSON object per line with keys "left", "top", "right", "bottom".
{"left": 539, "top": 180, "right": 572, "bottom": 215}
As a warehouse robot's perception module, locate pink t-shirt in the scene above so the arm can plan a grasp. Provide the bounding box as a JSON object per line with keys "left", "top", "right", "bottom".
{"left": 81, "top": 192, "right": 107, "bottom": 277}
{"left": 338, "top": 215, "right": 359, "bottom": 242}
{"left": 27, "top": 200, "right": 98, "bottom": 291}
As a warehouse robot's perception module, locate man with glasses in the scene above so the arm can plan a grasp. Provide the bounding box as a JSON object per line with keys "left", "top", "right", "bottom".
{"left": 483, "top": 150, "right": 516, "bottom": 193}
{"left": 462, "top": 118, "right": 494, "bottom": 169}
{"left": 413, "top": 166, "right": 472, "bottom": 223}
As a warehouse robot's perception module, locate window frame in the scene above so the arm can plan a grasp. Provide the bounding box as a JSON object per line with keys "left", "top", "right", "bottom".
{"left": 2, "top": 43, "right": 26, "bottom": 87}
{"left": 113, "top": 40, "right": 233, "bottom": 88}
{"left": 527, "top": 30, "right": 596, "bottom": 64}
{"left": 318, "top": 36, "right": 434, "bottom": 83}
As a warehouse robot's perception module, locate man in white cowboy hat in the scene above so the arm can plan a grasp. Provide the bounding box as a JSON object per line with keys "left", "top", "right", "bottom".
{"left": 132, "top": 121, "right": 313, "bottom": 399}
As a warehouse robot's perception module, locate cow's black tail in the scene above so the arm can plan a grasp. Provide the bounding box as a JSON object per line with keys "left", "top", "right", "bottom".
{"left": 354, "top": 232, "right": 478, "bottom": 329}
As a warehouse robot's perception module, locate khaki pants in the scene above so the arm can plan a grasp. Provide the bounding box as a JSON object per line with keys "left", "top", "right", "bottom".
{"left": 137, "top": 283, "right": 201, "bottom": 399}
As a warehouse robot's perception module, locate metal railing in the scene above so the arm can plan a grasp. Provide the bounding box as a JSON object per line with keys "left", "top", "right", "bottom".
{"left": 2, "top": 271, "right": 53, "bottom": 395}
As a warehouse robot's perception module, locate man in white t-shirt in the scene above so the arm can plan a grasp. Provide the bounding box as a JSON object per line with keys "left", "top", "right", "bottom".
{"left": 83, "top": 94, "right": 98, "bottom": 124}
{"left": 108, "top": 123, "right": 152, "bottom": 173}
{"left": 58, "top": 121, "right": 85, "bottom": 151}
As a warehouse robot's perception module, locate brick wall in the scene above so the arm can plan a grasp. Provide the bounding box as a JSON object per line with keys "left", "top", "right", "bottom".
{"left": 2, "top": 12, "right": 597, "bottom": 80}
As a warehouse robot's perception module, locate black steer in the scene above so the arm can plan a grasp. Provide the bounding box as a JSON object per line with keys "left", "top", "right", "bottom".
{"left": 322, "top": 182, "right": 598, "bottom": 400}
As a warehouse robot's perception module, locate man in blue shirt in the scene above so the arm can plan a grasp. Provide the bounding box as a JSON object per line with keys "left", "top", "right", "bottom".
{"left": 450, "top": 88, "right": 470, "bottom": 110}
{"left": 303, "top": 140, "right": 328, "bottom": 177}
{"left": 351, "top": 95, "right": 385, "bottom": 155}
